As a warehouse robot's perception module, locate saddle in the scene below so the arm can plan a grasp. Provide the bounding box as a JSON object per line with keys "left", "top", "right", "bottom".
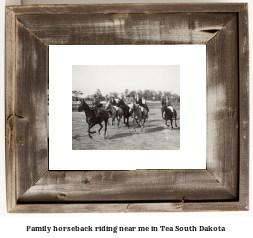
{"left": 113, "top": 105, "right": 119, "bottom": 111}
{"left": 93, "top": 107, "right": 105, "bottom": 118}
{"left": 167, "top": 106, "right": 174, "bottom": 112}
{"left": 136, "top": 104, "right": 144, "bottom": 112}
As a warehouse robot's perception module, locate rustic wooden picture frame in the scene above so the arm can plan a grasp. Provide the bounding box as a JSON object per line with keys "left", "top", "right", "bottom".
{"left": 5, "top": 3, "right": 249, "bottom": 213}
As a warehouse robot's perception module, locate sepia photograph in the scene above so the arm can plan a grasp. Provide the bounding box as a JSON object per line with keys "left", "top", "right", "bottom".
{"left": 72, "top": 65, "right": 180, "bottom": 150}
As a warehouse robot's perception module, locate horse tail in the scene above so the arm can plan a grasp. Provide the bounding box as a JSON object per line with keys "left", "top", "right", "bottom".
{"left": 173, "top": 109, "right": 177, "bottom": 119}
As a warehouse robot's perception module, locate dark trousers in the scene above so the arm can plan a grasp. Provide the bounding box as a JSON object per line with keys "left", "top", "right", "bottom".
{"left": 143, "top": 104, "right": 149, "bottom": 113}
{"left": 93, "top": 106, "right": 103, "bottom": 117}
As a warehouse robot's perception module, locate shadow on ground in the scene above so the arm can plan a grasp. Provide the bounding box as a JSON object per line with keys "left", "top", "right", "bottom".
{"left": 72, "top": 134, "right": 86, "bottom": 140}
{"left": 109, "top": 131, "right": 139, "bottom": 140}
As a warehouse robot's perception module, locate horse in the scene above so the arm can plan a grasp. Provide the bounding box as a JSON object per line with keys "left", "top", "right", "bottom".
{"left": 162, "top": 104, "right": 177, "bottom": 129}
{"left": 105, "top": 102, "right": 123, "bottom": 127}
{"left": 129, "top": 103, "right": 148, "bottom": 132}
{"left": 140, "top": 98, "right": 149, "bottom": 119}
{"left": 78, "top": 99, "right": 109, "bottom": 139}
{"left": 117, "top": 99, "right": 132, "bottom": 129}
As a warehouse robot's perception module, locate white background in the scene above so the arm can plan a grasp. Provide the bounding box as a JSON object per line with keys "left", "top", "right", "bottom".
{"left": 0, "top": 0, "right": 252, "bottom": 237}
{"left": 49, "top": 45, "right": 206, "bottom": 170}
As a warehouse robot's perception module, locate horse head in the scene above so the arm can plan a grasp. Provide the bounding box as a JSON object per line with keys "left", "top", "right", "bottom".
{"left": 78, "top": 99, "right": 84, "bottom": 112}
{"left": 105, "top": 102, "right": 109, "bottom": 110}
{"left": 105, "top": 102, "right": 112, "bottom": 111}
{"left": 78, "top": 99, "right": 91, "bottom": 112}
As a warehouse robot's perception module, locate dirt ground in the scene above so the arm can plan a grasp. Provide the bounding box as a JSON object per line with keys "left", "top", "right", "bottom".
{"left": 72, "top": 102, "right": 180, "bottom": 150}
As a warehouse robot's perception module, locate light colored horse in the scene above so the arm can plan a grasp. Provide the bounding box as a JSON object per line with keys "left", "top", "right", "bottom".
{"left": 105, "top": 102, "right": 123, "bottom": 127}
{"left": 162, "top": 104, "right": 177, "bottom": 129}
{"left": 129, "top": 103, "right": 148, "bottom": 132}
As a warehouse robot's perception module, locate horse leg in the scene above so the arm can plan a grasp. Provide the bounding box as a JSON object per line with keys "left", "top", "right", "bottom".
{"left": 124, "top": 116, "right": 128, "bottom": 127}
{"left": 140, "top": 118, "right": 144, "bottom": 132}
{"left": 112, "top": 109, "right": 117, "bottom": 125}
{"left": 87, "top": 123, "right": 92, "bottom": 139}
{"left": 116, "top": 116, "right": 119, "bottom": 127}
{"left": 104, "top": 119, "right": 108, "bottom": 139}
{"left": 88, "top": 122, "right": 96, "bottom": 139}
{"left": 171, "top": 119, "right": 173, "bottom": 130}
{"left": 174, "top": 112, "right": 177, "bottom": 127}
{"left": 117, "top": 116, "right": 121, "bottom": 128}
{"left": 98, "top": 122, "right": 103, "bottom": 135}
{"left": 132, "top": 116, "right": 136, "bottom": 132}
{"left": 112, "top": 111, "right": 116, "bottom": 125}
{"left": 135, "top": 118, "right": 140, "bottom": 127}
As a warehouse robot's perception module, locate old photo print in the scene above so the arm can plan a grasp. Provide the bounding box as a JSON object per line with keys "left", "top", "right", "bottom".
{"left": 72, "top": 65, "right": 180, "bottom": 150}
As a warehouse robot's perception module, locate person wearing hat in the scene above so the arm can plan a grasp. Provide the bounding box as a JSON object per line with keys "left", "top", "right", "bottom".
{"left": 110, "top": 96, "right": 119, "bottom": 111}
{"left": 161, "top": 94, "right": 172, "bottom": 118}
{"left": 117, "top": 94, "right": 125, "bottom": 107}
{"left": 161, "top": 93, "right": 166, "bottom": 107}
{"left": 110, "top": 96, "right": 117, "bottom": 106}
{"left": 135, "top": 93, "right": 142, "bottom": 106}
{"left": 125, "top": 94, "right": 131, "bottom": 104}
{"left": 164, "top": 95, "right": 174, "bottom": 114}
{"left": 92, "top": 95, "right": 104, "bottom": 118}
{"left": 165, "top": 95, "right": 172, "bottom": 107}
{"left": 135, "top": 93, "right": 149, "bottom": 116}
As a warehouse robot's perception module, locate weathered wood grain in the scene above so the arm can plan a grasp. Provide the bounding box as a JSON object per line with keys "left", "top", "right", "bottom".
{"left": 238, "top": 4, "right": 249, "bottom": 209}
{"left": 16, "top": 13, "right": 236, "bottom": 45}
{"left": 126, "top": 202, "right": 248, "bottom": 213}
{"left": 18, "top": 170, "right": 236, "bottom": 202}
{"left": 7, "top": 3, "right": 246, "bottom": 15}
{"left": 206, "top": 16, "right": 239, "bottom": 198}
{"left": 15, "top": 20, "right": 48, "bottom": 200}
{"left": 10, "top": 202, "right": 247, "bottom": 213}
{"left": 5, "top": 3, "right": 249, "bottom": 213}
{"left": 5, "top": 7, "right": 17, "bottom": 212}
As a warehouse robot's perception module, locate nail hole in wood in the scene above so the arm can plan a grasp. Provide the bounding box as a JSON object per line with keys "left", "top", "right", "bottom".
{"left": 58, "top": 193, "right": 66, "bottom": 198}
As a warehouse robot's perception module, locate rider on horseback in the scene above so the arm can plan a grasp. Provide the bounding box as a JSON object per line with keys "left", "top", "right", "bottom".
{"left": 161, "top": 94, "right": 174, "bottom": 117}
{"left": 125, "top": 94, "right": 131, "bottom": 104}
{"left": 126, "top": 94, "right": 134, "bottom": 105}
{"left": 165, "top": 96, "right": 172, "bottom": 106}
{"left": 161, "top": 93, "right": 166, "bottom": 106}
{"left": 165, "top": 95, "right": 174, "bottom": 113}
{"left": 92, "top": 95, "right": 104, "bottom": 118}
{"left": 110, "top": 96, "right": 116, "bottom": 106}
{"left": 110, "top": 96, "right": 119, "bottom": 112}
{"left": 135, "top": 93, "right": 149, "bottom": 115}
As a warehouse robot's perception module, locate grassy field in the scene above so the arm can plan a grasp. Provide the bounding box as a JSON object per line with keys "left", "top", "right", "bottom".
{"left": 72, "top": 102, "right": 180, "bottom": 150}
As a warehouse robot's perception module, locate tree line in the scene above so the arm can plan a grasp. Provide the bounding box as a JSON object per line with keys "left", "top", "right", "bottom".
{"left": 72, "top": 89, "right": 180, "bottom": 102}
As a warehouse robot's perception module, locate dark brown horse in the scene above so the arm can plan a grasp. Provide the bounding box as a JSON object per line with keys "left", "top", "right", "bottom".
{"left": 105, "top": 102, "right": 123, "bottom": 127}
{"left": 117, "top": 99, "right": 132, "bottom": 129}
{"left": 162, "top": 105, "right": 177, "bottom": 129}
{"left": 129, "top": 103, "right": 148, "bottom": 132}
{"left": 78, "top": 99, "right": 109, "bottom": 139}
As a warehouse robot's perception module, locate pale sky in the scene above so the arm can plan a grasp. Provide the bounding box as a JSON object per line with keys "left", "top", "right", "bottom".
{"left": 72, "top": 65, "right": 180, "bottom": 97}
